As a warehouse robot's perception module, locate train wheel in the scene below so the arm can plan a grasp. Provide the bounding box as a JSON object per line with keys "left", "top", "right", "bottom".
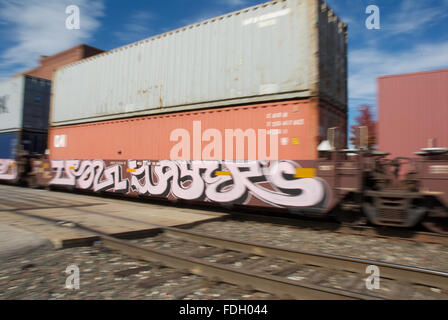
{"left": 422, "top": 217, "right": 448, "bottom": 235}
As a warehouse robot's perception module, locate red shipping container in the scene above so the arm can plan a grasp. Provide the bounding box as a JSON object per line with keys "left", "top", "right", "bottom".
{"left": 48, "top": 99, "right": 346, "bottom": 161}
{"left": 378, "top": 69, "right": 448, "bottom": 158}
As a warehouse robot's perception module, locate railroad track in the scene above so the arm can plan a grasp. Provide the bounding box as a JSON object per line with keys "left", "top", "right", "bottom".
{"left": 4, "top": 208, "right": 448, "bottom": 300}
{"left": 3, "top": 185, "right": 447, "bottom": 246}
{"left": 48, "top": 187, "right": 448, "bottom": 246}
{"left": 201, "top": 210, "right": 448, "bottom": 247}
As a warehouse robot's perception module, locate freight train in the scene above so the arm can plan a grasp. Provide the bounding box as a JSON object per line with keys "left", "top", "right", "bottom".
{"left": 0, "top": 0, "right": 447, "bottom": 234}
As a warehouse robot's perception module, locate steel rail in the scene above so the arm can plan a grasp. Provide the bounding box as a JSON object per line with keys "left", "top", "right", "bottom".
{"left": 4, "top": 204, "right": 447, "bottom": 298}
{"left": 3, "top": 208, "right": 380, "bottom": 299}
{"left": 101, "top": 235, "right": 379, "bottom": 300}
{"left": 160, "top": 227, "right": 448, "bottom": 291}
{"left": 47, "top": 205, "right": 447, "bottom": 292}
{"left": 12, "top": 201, "right": 446, "bottom": 292}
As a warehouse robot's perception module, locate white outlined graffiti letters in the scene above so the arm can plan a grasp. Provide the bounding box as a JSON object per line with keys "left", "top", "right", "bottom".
{"left": 49, "top": 160, "right": 80, "bottom": 186}
{"left": 0, "top": 159, "right": 17, "bottom": 181}
{"left": 50, "top": 160, "right": 129, "bottom": 193}
{"left": 48, "top": 160, "right": 326, "bottom": 208}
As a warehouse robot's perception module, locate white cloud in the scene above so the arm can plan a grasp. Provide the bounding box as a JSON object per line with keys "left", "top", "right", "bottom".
{"left": 114, "top": 11, "right": 154, "bottom": 43}
{"left": 175, "top": 0, "right": 252, "bottom": 30}
{"left": 0, "top": 0, "right": 104, "bottom": 80}
{"left": 326, "top": 0, "right": 448, "bottom": 38}
{"left": 342, "top": 0, "right": 448, "bottom": 105}
{"left": 220, "top": 0, "right": 249, "bottom": 7}
{"left": 385, "top": 0, "right": 448, "bottom": 35}
{"left": 349, "top": 41, "right": 448, "bottom": 101}
{"left": 179, "top": 0, "right": 251, "bottom": 27}
{"left": 180, "top": 10, "right": 226, "bottom": 26}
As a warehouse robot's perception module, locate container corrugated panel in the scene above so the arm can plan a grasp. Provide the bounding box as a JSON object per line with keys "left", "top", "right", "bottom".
{"left": 0, "top": 76, "right": 25, "bottom": 132}
{"left": 318, "top": 1, "right": 347, "bottom": 109}
{"left": 21, "top": 130, "right": 48, "bottom": 155}
{"left": 0, "top": 131, "right": 18, "bottom": 159}
{"left": 51, "top": 0, "right": 347, "bottom": 126}
{"left": 48, "top": 99, "right": 327, "bottom": 161}
{"left": 378, "top": 69, "right": 448, "bottom": 158}
{"left": 22, "top": 77, "right": 51, "bottom": 131}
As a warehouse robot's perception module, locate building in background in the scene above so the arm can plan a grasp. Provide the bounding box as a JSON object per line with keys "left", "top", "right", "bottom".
{"left": 21, "top": 44, "right": 104, "bottom": 80}
{"left": 378, "top": 69, "right": 448, "bottom": 158}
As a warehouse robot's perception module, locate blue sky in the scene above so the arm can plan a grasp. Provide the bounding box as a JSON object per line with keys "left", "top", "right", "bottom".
{"left": 0, "top": 0, "right": 447, "bottom": 138}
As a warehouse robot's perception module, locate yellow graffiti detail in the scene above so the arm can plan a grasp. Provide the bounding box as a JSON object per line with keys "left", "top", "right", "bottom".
{"left": 216, "top": 171, "right": 231, "bottom": 176}
{"left": 295, "top": 168, "right": 316, "bottom": 178}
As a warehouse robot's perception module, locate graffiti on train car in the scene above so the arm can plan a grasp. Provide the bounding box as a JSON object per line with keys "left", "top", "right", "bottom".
{"left": 50, "top": 160, "right": 129, "bottom": 193}
{"left": 46, "top": 160, "right": 328, "bottom": 208}
{"left": 0, "top": 159, "right": 18, "bottom": 180}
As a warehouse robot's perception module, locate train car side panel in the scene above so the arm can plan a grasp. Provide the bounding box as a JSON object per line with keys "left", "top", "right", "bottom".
{"left": 0, "top": 131, "right": 19, "bottom": 159}
{"left": 418, "top": 159, "right": 448, "bottom": 208}
{"left": 33, "top": 159, "right": 332, "bottom": 212}
{"left": 47, "top": 100, "right": 324, "bottom": 161}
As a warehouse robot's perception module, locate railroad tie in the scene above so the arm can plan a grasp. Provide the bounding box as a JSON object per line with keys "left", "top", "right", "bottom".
{"left": 189, "top": 247, "right": 227, "bottom": 258}
{"left": 215, "top": 252, "right": 251, "bottom": 264}
{"left": 114, "top": 266, "right": 153, "bottom": 277}
{"left": 273, "top": 265, "right": 301, "bottom": 277}
{"left": 171, "top": 280, "right": 216, "bottom": 300}
{"left": 137, "top": 271, "right": 188, "bottom": 289}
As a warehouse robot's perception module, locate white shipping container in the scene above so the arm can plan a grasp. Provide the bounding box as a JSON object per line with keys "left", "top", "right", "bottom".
{"left": 52, "top": 0, "right": 347, "bottom": 126}
{"left": 0, "top": 76, "right": 25, "bottom": 133}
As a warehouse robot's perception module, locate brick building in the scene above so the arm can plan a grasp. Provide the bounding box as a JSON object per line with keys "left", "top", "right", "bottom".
{"left": 21, "top": 44, "right": 104, "bottom": 80}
